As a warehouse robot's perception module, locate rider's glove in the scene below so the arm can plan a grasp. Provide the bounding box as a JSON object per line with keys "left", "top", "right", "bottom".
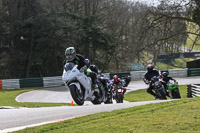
{"left": 80, "top": 66, "right": 87, "bottom": 72}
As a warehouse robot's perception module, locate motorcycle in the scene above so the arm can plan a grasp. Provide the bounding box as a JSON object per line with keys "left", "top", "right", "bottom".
{"left": 121, "top": 76, "right": 131, "bottom": 87}
{"left": 113, "top": 84, "right": 124, "bottom": 103}
{"left": 151, "top": 76, "right": 167, "bottom": 100}
{"left": 62, "top": 62, "right": 104, "bottom": 106}
{"left": 98, "top": 74, "right": 113, "bottom": 104}
{"left": 167, "top": 80, "right": 181, "bottom": 99}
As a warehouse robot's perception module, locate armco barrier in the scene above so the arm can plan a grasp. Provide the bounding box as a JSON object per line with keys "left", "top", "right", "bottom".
{"left": 169, "top": 68, "right": 188, "bottom": 77}
{"left": 2, "top": 79, "right": 20, "bottom": 90}
{"left": 0, "top": 68, "right": 195, "bottom": 90}
{"left": 43, "top": 76, "right": 63, "bottom": 87}
{"left": 130, "top": 71, "right": 145, "bottom": 81}
{"left": 187, "top": 68, "right": 200, "bottom": 77}
{"left": 110, "top": 72, "right": 131, "bottom": 79}
{"left": 20, "top": 78, "right": 43, "bottom": 88}
{"left": 187, "top": 84, "right": 200, "bottom": 98}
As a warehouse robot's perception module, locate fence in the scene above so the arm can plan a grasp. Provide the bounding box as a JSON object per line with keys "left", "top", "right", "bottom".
{"left": 43, "top": 76, "right": 64, "bottom": 87}
{"left": 187, "top": 84, "right": 200, "bottom": 98}
{"left": 168, "top": 68, "right": 188, "bottom": 77}
{"left": 1, "top": 68, "right": 200, "bottom": 90}
{"left": 187, "top": 68, "right": 200, "bottom": 77}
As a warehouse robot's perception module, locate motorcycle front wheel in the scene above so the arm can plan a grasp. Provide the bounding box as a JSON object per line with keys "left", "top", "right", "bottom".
{"left": 69, "top": 85, "right": 84, "bottom": 105}
{"left": 156, "top": 89, "right": 167, "bottom": 100}
{"left": 104, "top": 91, "right": 113, "bottom": 104}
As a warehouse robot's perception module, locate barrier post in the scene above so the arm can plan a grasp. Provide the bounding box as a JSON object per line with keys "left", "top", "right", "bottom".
{"left": 0, "top": 80, "right": 2, "bottom": 90}
{"left": 187, "top": 85, "right": 192, "bottom": 98}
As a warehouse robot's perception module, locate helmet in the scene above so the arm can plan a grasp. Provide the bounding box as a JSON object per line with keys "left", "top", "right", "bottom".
{"left": 90, "top": 64, "right": 98, "bottom": 73}
{"left": 147, "top": 64, "right": 154, "bottom": 72}
{"left": 113, "top": 75, "right": 119, "bottom": 83}
{"left": 65, "top": 47, "right": 76, "bottom": 61}
{"left": 162, "top": 72, "right": 168, "bottom": 77}
{"left": 85, "top": 59, "right": 90, "bottom": 67}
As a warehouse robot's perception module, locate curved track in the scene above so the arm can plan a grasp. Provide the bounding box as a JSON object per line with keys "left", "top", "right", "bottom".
{"left": 0, "top": 77, "right": 200, "bottom": 132}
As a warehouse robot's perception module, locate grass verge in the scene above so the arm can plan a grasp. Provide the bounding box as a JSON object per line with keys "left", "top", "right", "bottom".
{"left": 14, "top": 96, "right": 200, "bottom": 133}
{"left": 0, "top": 88, "right": 70, "bottom": 108}
{"left": 13, "top": 85, "right": 200, "bottom": 133}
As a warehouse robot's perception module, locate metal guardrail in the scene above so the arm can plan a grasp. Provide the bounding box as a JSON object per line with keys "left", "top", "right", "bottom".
{"left": 187, "top": 84, "right": 200, "bottom": 98}
{"left": 2, "top": 79, "right": 20, "bottom": 90}
{"left": 187, "top": 68, "right": 200, "bottom": 77}
{"left": 0, "top": 68, "right": 198, "bottom": 90}
{"left": 43, "top": 76, "right": 64, "bottom": 87}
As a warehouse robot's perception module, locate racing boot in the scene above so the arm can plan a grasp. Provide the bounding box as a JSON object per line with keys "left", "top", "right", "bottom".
{"left": 92, "top": 83, "right": 98, "bottom": 90}
{"left": 154, "top": 95, "right": 158, "bottom": 100}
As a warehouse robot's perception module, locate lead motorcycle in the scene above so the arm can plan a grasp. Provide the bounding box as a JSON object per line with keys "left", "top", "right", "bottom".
{"left": 62, "top": 62, "right": 104, "bottom": 105}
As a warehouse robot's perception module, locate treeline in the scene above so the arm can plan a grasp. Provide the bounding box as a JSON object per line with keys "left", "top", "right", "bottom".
{"left": 0, "top": 0, "right": 199, "bottom": 79}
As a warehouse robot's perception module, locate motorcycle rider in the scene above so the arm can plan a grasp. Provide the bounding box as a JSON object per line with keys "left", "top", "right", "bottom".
{"left": 112, "top": 75, "right": 126, "bottom": 95}
{"left": 64, "top": 47, "right": 97, "bottom": 89}
{"left": 86, "top": 61, "right": 106, "bottom": 101}
{"left": 161, "top": 72, "right": 176, "bottom": 83}
{"left": 161, "top": 72, "right": 176, "bottom": 96}
{"left": 143, "top": 64, "right": 160, "bottom": 99}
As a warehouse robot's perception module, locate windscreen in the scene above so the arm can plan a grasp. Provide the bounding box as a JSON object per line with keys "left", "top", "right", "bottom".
{"left": 64, "top": 62, "right": 75, "bottom": 71}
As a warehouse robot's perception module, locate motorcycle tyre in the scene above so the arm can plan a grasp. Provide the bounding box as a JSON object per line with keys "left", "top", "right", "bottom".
{"left": 104, "top": 92, "right": 113, "bottom": 104}
{"left": 172, "top": 89, "right": 181, "bottom": 99}
{"left": 92, "top": 90, "right": 103, "bottom": 105}
{"left": 116, "top": 93, "right": 123, "bottom": 103}
{"left": 69, "top": 85, "right": 84, "bottom": 106}
{"left": 116, "top": 94, "right": 120, "bottom": 103}
{"left": 119, "top": 93, "right": 124, "bottom": 103}
{"left": 157, "top": 89, "right": 167, "bottom": 100}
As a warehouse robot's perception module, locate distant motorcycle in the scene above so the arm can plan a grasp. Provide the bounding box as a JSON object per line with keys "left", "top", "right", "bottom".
{"left": 167, "top": 80, "right": 181, "bottom": 99}
{"left": 151, "top": 76, "right": 167, "bottom": 100}
{"left": 113, "top": 84, "right": 124, "bottom": 103}
{"left": 97, "top": 74, "right": 113, "bottom": 104}
{"left": 121, "top": 76, "right": 131, "bottom": 87}
{"left": 62, "top": 62, "right": 104, "bottom": 105}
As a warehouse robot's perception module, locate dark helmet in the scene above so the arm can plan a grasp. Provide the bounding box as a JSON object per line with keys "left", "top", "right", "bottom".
{"left": 90, "top": 64, "right": 98, "bottom": 73}
{"left": 147, "top": 64, "right": 154, "bottom": 72}
{"left": 85, "top": 59, "right": 90, "bottom": 67}
{"left": 162, "top": 72, "right": 168, "bottom": 77}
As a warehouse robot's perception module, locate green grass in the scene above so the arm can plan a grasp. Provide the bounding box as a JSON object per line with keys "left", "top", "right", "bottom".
{"left": 14, "top": 94, "right": 200, "bottom": 133}
{"left": 155, "top": 57, "right": 200, "bottom": 70}
{"left": 0, "top": 88, "right": 70, "bottom": 108}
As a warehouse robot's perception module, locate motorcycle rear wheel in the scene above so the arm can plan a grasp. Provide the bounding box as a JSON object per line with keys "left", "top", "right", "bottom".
{"left": 92, "top": 90, "right": 103, "bottom": 105}
{"left": 172, "top": 89, "right": 181, "bottom": 99}
{"left": 69, "top": 85, "right": 84, "bottom": 105}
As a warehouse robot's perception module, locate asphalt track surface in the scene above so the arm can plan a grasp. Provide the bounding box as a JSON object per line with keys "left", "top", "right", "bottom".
{"left": 0, "top": 77, "right": 200, "bottom": 132}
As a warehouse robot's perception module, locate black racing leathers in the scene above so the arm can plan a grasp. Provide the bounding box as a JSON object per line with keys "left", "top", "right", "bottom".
{"left": 144, "top": 70, "right": 159, "bottom": 97}
{"left": 64, "top": 54, "right": 86, "bottom": 70}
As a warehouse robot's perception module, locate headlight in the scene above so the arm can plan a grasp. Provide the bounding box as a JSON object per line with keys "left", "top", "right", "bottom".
{"left": 155, "top": 81, "right": 160, "bottom": 86}
{"left": 117, "top": 89, "right": 123, "bottom": 92}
